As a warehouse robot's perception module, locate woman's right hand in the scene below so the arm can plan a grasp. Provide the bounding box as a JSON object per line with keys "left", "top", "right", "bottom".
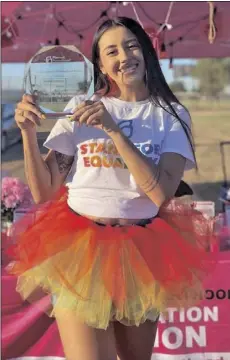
{"left": 15, "top": 94, "right": 46, "bottom": 132}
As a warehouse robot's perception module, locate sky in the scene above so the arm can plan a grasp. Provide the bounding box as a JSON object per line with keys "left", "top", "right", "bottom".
{"left": 2, "top": 58, "right": 196, "bottom": 92}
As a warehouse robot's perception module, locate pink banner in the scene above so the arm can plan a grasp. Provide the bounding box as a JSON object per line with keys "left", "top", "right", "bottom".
{"left": 153, "top": 252, "right": 230, "bottom": 360}
{"left": 2, "top": 238, "right": 230, "bottom": 359}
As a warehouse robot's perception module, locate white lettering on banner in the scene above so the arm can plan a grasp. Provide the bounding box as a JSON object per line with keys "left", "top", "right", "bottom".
{"left": 203, "top": 307, "right": 219, "bottom": 322}
{"left": 155, "top": 326, "right": 206, "bottom": 349}
{"left": 159, "top": 307, "right": 219, "bottom": 323}
{"left": 155, "top": 307, "right": 219, "bottom": 350}
{"left": 152, "top": 353, "right": 230, "bottom": 360}
{"left": 162, "top": 327, "right": 183, "bottom": 350}
{"left": 186, "top": 326, "right": 206, "bottom": 347}
{"left": 187, "top": 308, "right": 202, "bottom": 322}
{"left": 179, "top": 309, "right": 185, "bottom": 322}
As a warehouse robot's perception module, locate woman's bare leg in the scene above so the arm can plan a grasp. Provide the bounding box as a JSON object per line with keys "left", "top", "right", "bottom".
{"left": 114, "top": 319, "right": 158, "bottom": 360}
{"left": 56, "top": 310, "right": 117, "bottom": 360}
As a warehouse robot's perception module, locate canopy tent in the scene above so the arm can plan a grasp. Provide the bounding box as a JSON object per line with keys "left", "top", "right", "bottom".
{"left": 1, "top": 1, "right": 230, "bottom": 63}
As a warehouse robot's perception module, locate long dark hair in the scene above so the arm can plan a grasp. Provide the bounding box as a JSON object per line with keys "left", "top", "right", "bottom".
{"left": 92, "top": 17, "right": 196, "bottom": 165}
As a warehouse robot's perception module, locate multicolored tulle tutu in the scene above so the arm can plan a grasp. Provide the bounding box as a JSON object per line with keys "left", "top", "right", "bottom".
{"left": 6, "top": 187, "right": 216, "bottom": 329}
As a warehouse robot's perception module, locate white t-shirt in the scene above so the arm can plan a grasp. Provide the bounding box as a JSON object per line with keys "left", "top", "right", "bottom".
{"left": 43, "top": 95, "right": 195, "bottom": 219}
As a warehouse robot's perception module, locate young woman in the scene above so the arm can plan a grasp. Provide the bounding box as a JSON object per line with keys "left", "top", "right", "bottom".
{"left": 8, "top": 17, "right": 214, "bottom": 360}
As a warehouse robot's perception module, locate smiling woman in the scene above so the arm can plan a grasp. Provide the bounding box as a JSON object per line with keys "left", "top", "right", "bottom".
{"left": 7, "top": 16, "right": 217, "bottom": 360}
{"left": 93, "top": 26, "right": 147, "bottom": 102}
{"left": 98, "top": 27, "right": 147, "bottom": 99}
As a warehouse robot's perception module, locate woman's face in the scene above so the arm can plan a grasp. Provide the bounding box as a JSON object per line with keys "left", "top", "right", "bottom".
{"left": 98, "top": 26, "right": 146, "bottom": 89}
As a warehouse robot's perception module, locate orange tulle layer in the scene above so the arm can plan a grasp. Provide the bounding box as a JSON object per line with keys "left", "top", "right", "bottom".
{"left": 6, "top": 187, "right": 217, "bottom": 329}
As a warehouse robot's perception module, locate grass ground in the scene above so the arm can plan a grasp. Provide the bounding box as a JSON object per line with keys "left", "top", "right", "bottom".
{"left": 182, "top": 99, "right": 230, "bottom": 213}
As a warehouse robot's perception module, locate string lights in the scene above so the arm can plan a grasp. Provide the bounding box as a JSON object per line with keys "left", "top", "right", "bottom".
{"left": 25, "top": 5, "right": 31, "bottom": 12}
{"left": 54, "top": 38, "right": 60, "bottom": 45}
{"left": 135, "top": 2, "right": 160, "bottom": 26}
{"left": 6, "top": 31, "right": 12, "bottom": 38}
{"left": 156, "top": 1, "right": 174, "bottom": 36}
{"left": 100, "top": 10, "right": 108, "bottom": 18}
{"left": 110, "top": 1, "right": 121, "bottom": 16}
{"left": 130, "top": 2, "right": 144, "bottom": 28}
{"left": 1, "top": 2, "right": 220, "bottom": 56}
{"left": 160, "top": 43, "right": 166, "bottom": 56}
{"left": 46, "top": 13, "right": 54, "bottom": 19}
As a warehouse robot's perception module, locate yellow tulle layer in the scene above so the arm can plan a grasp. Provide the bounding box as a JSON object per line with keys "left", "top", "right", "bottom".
{"left": 12, "top": 228, "right": 205, "bottom": 329}
{"left": 7, "top": 187, "right": 215, "bottom": 329}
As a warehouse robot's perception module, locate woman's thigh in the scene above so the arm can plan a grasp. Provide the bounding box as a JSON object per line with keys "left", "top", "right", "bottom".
{"left": 55, "top": 310, "right": 117, "bottom": 360}
{"left": 114, "top": 319, "right": 159, "bottom": 360}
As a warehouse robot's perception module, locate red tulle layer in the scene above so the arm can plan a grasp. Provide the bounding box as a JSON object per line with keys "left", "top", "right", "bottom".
{"left": 6, "top": 186, "right": 217, "bottom": 327}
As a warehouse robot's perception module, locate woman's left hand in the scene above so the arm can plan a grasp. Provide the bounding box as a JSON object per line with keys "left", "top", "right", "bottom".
{"left": 69, "top": 100, "right": 120, "bottom": 136}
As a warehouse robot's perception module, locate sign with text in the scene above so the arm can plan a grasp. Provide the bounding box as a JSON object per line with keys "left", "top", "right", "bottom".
{"left": 2, "top": 251, "right": 230, "bottom": 360}
{"left": 152, "top": 253, "right": 230, "bottom": 360}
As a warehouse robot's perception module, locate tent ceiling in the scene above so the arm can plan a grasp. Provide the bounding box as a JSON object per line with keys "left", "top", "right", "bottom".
{"left": 1, "top": 1, "right": 230, "bottom": 63}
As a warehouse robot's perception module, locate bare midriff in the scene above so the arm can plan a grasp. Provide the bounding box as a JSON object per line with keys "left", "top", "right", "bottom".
{"left": 77, "top": 211, "right": 148, "bottom": 226}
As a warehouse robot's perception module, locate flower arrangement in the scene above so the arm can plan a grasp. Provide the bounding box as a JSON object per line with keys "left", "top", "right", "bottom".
{"left": 1, "top": 177, "right": 33, "bottom": 222}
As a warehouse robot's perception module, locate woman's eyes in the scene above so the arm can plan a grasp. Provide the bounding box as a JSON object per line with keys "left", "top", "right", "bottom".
{"left": 128, "top": 44, "right": 139, "bottom": 49}
{"left": 107, "top": 44, "right": 139, "bottom": 56}
{"left": 107, "top": 50, "right": 116, "bottom": 55}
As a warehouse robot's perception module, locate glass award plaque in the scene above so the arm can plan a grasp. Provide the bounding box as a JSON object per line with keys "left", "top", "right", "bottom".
{"left": 24, "top": 45, "right": 94, "bottom": 119}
